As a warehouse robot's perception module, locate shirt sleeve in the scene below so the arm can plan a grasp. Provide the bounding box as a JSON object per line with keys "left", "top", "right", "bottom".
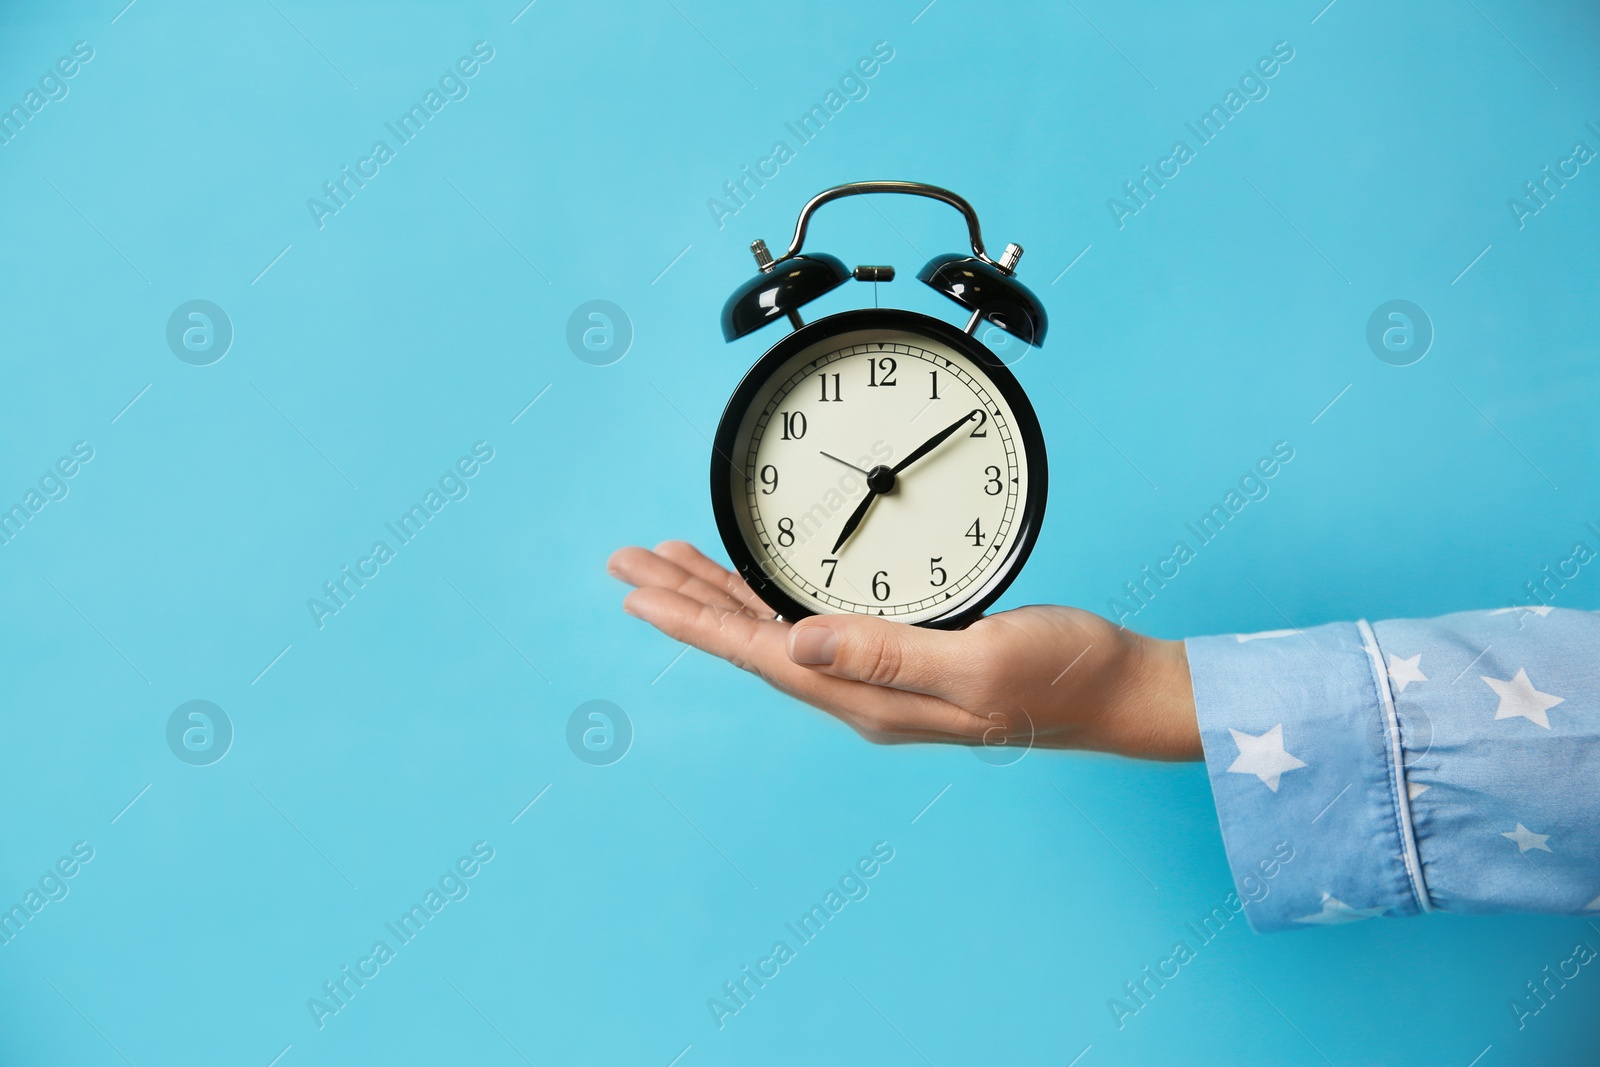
{"left": 1184, "top": 607, "right": 1600, "bottom": 932}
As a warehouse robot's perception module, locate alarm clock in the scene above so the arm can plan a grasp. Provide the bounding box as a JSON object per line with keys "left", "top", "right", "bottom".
{"left": 710, "top": 180, "right": 1049, "bottom": 630}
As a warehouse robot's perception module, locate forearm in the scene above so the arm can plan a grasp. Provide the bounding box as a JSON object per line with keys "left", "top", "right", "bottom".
{"left": 1186, "top": 608, "right": 1600, "bottom": 931}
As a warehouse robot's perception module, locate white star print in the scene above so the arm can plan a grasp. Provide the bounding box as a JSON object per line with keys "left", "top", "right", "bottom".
{"left": 1235, "top": 628, "right": 1303, "bottom": 643}
{"left": 1489, "top": 605, "right": 1553, "bottom": 617}
{"left": 1387, "top": 652, "right": 1428, "bottom": 694}
{"left": 1407, "top": 781, "right": 1431, "bottom": 800}
{"left": 1226, "top": 724, "right": 1307, "bottom": 792}
{"left": 1482, "top": 669, "right": 1565, "bottom": 728}
{"left": 1293, "top": 892, "right": 1386, "bottom": 925}
{"left": 1586, "top": 894, "right": 1600, "bottom": 911}
{"left": 1501, "top": 823, "right": 1552, "bottom": 853}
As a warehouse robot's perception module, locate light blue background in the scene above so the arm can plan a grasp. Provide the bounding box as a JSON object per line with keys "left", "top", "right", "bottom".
{"left": 2, "top": 1, "right": 1598, "bottom": 1064}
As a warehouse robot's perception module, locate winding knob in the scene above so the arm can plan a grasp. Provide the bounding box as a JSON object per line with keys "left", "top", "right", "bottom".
{"left": 751, "top": 239, "right": 775, "bottom": 272}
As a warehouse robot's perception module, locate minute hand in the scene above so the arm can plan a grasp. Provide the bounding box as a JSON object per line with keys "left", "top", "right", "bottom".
{"left": 893, "top": 409, "right": 982, "bottom": 475}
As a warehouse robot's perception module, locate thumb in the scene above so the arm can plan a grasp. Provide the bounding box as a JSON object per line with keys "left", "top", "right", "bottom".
{"left": 787, "top": 614, "right": 968, "bottom": 695}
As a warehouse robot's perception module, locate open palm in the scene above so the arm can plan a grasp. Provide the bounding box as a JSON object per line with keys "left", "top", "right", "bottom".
{"left": 608, "top": 541, "right": 1199, "bottom": 760}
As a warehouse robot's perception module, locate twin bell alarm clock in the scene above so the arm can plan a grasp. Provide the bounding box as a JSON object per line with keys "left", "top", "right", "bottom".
{"left": 710, "top": 181, "right": 1049, "bottom": 629}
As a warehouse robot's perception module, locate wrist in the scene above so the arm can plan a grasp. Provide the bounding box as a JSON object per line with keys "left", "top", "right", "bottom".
{"left": 1126, "top": 635, "right": 1201, "bottom": 761}
{"left": 1045, "top": 622, "right": 1199, "bottom": 761}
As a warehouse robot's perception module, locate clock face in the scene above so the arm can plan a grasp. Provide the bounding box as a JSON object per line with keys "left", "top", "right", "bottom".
{"left": 711, "top": 309, "right": 1047, "bottom": 628}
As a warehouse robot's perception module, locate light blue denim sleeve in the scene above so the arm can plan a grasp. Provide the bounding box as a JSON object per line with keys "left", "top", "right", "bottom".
{"left": 1184, "top": 608, "right": 1600, "bottom": 933}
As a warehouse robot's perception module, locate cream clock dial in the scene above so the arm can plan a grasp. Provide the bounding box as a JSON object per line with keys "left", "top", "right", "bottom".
{"left": 712, "top": 309, "right": 1047, "bottom": 629}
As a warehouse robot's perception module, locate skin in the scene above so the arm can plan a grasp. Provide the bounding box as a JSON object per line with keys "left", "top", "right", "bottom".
{"left": 608, "top": 541, "right": 1202, "bottom": 761}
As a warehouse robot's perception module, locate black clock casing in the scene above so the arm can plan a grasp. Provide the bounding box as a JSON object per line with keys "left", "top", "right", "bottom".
{"left": 709, "top": 181, "right": 1052, "bottom": 629}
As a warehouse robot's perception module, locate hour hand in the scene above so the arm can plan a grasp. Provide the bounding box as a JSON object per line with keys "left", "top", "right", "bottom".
{"left": 830, "top": 487, "right": 877, "bottom": 555}
{"left": 831, "top": 459, "right": 900, "bottom": 554}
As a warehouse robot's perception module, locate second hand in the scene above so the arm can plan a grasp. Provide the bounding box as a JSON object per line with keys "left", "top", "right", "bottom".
{"left": 819, "top": 451, "right": 870, "bottom": 475}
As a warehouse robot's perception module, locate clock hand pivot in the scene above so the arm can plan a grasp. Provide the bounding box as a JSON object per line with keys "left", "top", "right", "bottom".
{"left": 828, "top": 409, "right": 979, "bottom": 555}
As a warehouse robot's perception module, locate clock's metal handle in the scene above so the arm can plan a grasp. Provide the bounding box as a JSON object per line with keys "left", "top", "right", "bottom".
{"left": 758, "top": 180, "right": 1020, "bottom": 275}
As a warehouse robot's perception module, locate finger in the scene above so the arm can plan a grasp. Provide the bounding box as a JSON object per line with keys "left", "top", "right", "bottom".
{"left": 623, "top": 586, "right": 987, "bottom": 740}
{"left": 607, "top": 546, "right": 749, "bottom": 615}
{"left": 785, "top": 614, "right": 986, "bottom": 700}
{"left": 622, "top": 584, "right": 776, "bottom": 673}
{"left": 652, "top": 540, "right": 771, "bottom": 617}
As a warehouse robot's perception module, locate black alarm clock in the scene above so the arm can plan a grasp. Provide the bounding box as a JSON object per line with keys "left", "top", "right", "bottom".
{"left": 710, "top": 181, "right": 1049, "bottom": 630}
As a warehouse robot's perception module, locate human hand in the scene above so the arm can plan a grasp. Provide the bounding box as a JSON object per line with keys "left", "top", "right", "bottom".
{"left": 607, "top": 541, "right": 1201, "bottom": 761}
